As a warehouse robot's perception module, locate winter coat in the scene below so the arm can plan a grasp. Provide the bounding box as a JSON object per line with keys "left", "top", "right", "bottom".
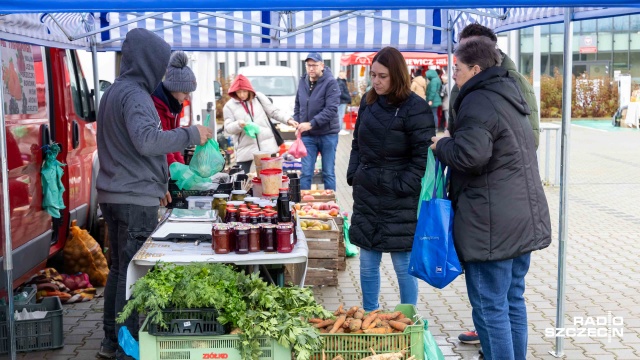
{"left": 152, "top": 84, "right": 185, "bottom": 168}
{"left": 410, "top": 76, "right": 427, "bottom": 100}
{"left": 440, "top": 80, "right": 450, "bottom": 111}
{"left": 347, "top": 92, "right": 435, "bottom": 252}
{"left": 425, "top": 70, "right": 442, "bottom": 107}
{"left": 96, "top": 28, "right": 200, "bottom": 206}
{"left": 449, "top": 52, "right": 540, "bottom": 148}
{"left": 293, "top": 67, "right": 341, "bottom": 137}
{"left": 434, "top": 66, "right": 551, "bottom": 263}
{"left": 224, "top": 75, "right": 292, "bottom": 162}
{"left": 338, "top": 78, "right": 352, "bottom": 104}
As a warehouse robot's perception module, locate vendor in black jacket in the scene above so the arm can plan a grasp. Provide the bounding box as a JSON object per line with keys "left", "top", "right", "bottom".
{"left": 347, "top": 47, "right": 435, "bottom": 311}
{"left": 431, "top": 37, "right": 551, "bottom": 360}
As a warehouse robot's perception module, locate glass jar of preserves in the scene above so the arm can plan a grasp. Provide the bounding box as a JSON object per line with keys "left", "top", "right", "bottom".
{"left": 213, "top": 194, "right": 229, "bottom": 220}
{"left": 248, "top": 225, "right": 261, "bottom": 253}
{"left": 276, "top": 224, "right": 293, "bottom": 253}
{"left": 260, "top": 224, "right": 277, "bottom": 252}
{"left": 212, "top": 224, "right": 230, "bottom": 254}
{"left": 249, "top": 212, "right": 260, "bottom": 225}
{"left": 235, "top": 225, "right": 250, "bottom": 254}
{"left": 231, "top": 190, "right": 247, "bottom": 202}
{"left": 239, "top": 211, "right": 250, "bottom": 224}
{"left": 224, "top": 208, "right": 238, "bottom": 223}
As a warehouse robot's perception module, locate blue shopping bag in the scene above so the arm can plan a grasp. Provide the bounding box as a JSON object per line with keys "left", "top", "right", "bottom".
{"left": 409, "top": 159, "right": 462, "bottom": 289}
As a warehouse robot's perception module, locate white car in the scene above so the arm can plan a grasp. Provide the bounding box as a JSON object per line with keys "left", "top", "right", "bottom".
{"left": 237, "top": 65, "right": 298, "bottom": 118}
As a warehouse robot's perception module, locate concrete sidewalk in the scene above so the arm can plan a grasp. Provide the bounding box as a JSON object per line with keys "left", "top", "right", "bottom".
{"left": 16, "top": 123, "right": 640, "bottom": 360}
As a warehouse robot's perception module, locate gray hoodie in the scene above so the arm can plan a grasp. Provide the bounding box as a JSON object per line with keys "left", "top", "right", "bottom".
{"left": 96, "top": 29, "right": 200, "bottom": 206}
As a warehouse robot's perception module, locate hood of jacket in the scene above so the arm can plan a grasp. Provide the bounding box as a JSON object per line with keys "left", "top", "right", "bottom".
{"left": 118, "top": 29, "right": 171, "bottom": 94}
{"left": 425, "top": 69, "right": 439, "bottom": 81}
{"left": 454, "top": 66, "right": 530, "bottom": 118}
{"left": 228, "top": 74, "right": 256, "bottom": 100}
{"left": 499, "top": 50, "right": 517, "bottom": 71}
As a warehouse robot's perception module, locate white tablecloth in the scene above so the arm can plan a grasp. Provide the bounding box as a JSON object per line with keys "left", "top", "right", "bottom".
{"left": 125, "top": 223, "right": 308, "bottom": 299}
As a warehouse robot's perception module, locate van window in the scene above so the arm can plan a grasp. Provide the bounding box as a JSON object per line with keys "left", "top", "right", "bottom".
{"left": 1, "top": 41, "right": 49, "bottom": 117}
{"left": 64, "top": 50, "right": 91, "bottom": 119}
{"left": 245, "top": 76, "right": 297, "bottom": 96}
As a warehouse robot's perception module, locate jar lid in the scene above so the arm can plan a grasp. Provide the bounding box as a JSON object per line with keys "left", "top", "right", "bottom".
{"left": 249, "top": 224, "right": 261, "bottom": 229}
{"left": 277, "top": 224, "right": 293, "bottom": 229}
{"left": 249, "top": 212, "right": 260, "bottom": 216}
{"left": 235, "top": 225, "right": 250, "bottom": 231}
{"left": 214, "top": 194, "right": 229, "bottom": 198}
{"left": 213, "top": 224, "right": 228, "bottom": 230}
{"left": 239, "top": 211, "right": 250, "bottom": 216}
{"left": 260, "top": 224, "right": 276, "bottom": 228}
{"left": 232, "top": 190, "right": 247, "bottom": 195}
{"left": 252, "top": 177, "right": 262, "bottom": 183}
{"left": 227, "top": 201, "right": 245, "bottom": 206}
{"left": 227, "top": 208, "right": 238, "bottom": 213}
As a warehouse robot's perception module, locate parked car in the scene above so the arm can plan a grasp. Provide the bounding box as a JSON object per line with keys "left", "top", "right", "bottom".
{"left": 1, "top": 39, "right": 98, "bottom": 291}
{"left": 237, "top": 65, "right": 298, "bottom": 117}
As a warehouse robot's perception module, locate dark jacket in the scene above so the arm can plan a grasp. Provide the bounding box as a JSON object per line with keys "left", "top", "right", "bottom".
{"left": 293, "top": 67, "right": 341, "bottom": 137}
{"left": 449, "top": 51, "right": 540, "bottom": 148}
{"left": 96, "top": 28, "right": 200, "bottom": 206}
{"left": 152, "top": 84, "right": 185, "bottom": 168}
{"left": 347, "top": 92, "right": 435, "bottom": 252}
{"left": 435, "top": 66, "right": 551, "bottom": 263}
{"left": 338, "top": 78, "right": 352, "bottom": 104}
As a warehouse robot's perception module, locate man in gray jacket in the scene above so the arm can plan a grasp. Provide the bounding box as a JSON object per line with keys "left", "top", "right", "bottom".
{"left": 96, "top": 29, "right": 211, "bottom": 360}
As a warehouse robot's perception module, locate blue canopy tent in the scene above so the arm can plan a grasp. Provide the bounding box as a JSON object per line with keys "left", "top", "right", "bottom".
{"left": 2, "top": 3, "right": 640, "bottom": 359}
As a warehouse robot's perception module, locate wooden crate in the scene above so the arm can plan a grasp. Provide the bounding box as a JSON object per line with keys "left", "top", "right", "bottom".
{"left": 300, "top": 218, "right": 340, "bottom": 239}
{"left": 337, "top": 236, "right": 346, "bottom": 272}
{"left": 304, "top": 268, "right": 338, "bottom": 287}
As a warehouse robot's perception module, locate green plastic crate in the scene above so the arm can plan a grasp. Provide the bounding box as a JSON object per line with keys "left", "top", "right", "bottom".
{"left": 0, "top": 297, "right": 64, "bottom": 354}
{"left": 139, "top": 317, "right": 291, "bottom": 360}
{"left": 311, "top": 304, "right": 425, "bottom": 360}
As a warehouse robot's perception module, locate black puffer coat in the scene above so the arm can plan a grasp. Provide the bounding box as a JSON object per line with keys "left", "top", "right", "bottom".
{"left": 347, "top": 93, "right": 435, "bottom": 252}
{"left": 434, "top": 66, "right": 551, "bottom": 263}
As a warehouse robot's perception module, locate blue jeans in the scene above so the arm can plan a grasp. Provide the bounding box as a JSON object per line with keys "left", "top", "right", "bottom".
{"left": 359, "top": 248, "right": 418, "bottom": 311}
{"left": 101, "top": 203, "right": 158, "bottom": 359}
{"left": 338, "top": 104, "right": 348, "bottom": 130}
{"left": 300, "top": 134, "right": 339, "bottom": 190}
{"left": 464, "top": 253, "right": 531, "bottom": 360}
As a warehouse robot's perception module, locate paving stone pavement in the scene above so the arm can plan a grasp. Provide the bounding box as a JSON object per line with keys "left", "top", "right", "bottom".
{"left": 17, "top": 123, "right": 640, "bottom": 360}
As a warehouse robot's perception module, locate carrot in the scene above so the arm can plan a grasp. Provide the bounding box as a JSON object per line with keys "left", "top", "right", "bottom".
{"left": 314, "top": 319, "right": 335, "bottom": 328}
{"left": 351, "top": 329, "right": 364, "bottom": 334}
{"left": 336, "top": 327, "right": 344, "bottom": 333}
{"left": 362, "top": 327, "right": 393, "bottom": 334}
{"left": 349, "top": 319, "right": 362, "bottom": 331}
{"left": 333, "top": 304, "right": 344, "bottom": 316}
{"left": 376, "top": 311, "right": 402, "bottom": 321}
{"left": 346, "top": 306, "right": 360, "bottom": 317}
{"left": 353, "top": 310, "right": 365, "bottom": 319}
{"left": 308, "top": 318, "right": 324, "bottom": 324}
{"left": 342, "top": 318, "right": 353, "bottom": 329}
{"left": 396, "top": 312, "right": 406, "bottom": 320}
{"left": 361, "top": 310, "right": 380, "bottom": 329}
{"left": 367, "top": 318, "right": 381, "bottom": 329}
{"left": 329, "top": 315, "right": 347, "bottom": 333}
{"left": 397, "top": 318, "right": 413, "bottom": 325}
{"left": 388, "top": 320, "right": 408, "bottom": 332}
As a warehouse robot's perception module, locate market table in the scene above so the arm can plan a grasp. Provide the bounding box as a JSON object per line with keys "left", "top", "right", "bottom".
{"left": 125, "top": 222, "right": 308, "bottom": 299}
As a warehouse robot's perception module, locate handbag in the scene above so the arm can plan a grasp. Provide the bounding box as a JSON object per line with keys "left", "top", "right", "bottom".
{"left": 408, "top": 158, "right": 462, "bottom": 289}
{"left": 255, "top": 95, "right": 285, "bottom": 146}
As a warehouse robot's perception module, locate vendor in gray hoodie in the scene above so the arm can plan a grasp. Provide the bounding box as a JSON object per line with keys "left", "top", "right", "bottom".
{"left": 96, "top": 28, "right": 211, "bottom": 360}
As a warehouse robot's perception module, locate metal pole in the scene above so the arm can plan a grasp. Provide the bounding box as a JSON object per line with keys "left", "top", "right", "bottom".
{"left": 550, "top": 7, "right": 573, "bottom": 358}
{"left": 0, "top": 43, "right": 17, "bottom": 360}
{"left": 555, "top": 127, "right": 561, "bottom": 186}
{"left": 533, "top": 26, "right": 542, "bottom": 120}
{"left": 91, "top": 36, "right": 101, "bottom": 114}
{"left": 446, "top": 11, "right": 453, "bottom": 99}
{"left": 545, "top": 129, "right": 551, "bottom": 184}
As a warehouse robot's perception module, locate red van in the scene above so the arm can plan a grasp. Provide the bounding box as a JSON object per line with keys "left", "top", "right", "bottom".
{"left": 1, "top": 39, "right": 98, "bottom": 289}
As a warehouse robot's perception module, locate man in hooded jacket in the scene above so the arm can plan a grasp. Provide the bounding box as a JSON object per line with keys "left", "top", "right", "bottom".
{"left": 96, "top": 29, "right": 211, "bottom": 360}
{"left": 294, "top": 52, "right": 341, "bottom": 190}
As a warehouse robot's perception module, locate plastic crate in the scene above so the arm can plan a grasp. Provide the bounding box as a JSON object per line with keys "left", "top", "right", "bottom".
{"left": 148, "top": 308, "right": 225, "bottom": 336}
{"left": 13, "top": 285, "right": 37, "bottom": 305}
{"left": 0, "top": 297, "right": 64, "bottom": 354}
{"left": 139, "top": 317, "right": 291, "bottom": 360}
{"left": 311, "top": 304, "right": 425, "bottom": 360}
{"left": 168, "top": 180, "right": 217, "bottom": 209}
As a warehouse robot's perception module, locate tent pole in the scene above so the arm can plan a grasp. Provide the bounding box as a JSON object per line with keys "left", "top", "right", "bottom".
{"left": 550, "top": 7, "right": 573, "bottom": 359}
{"left": 92, "top": 36, "right": 101, "bottom": 113}
{"left": 0, "top": 43, "right": 17, "bottom": 360}
{"left": 446, "top": 11, "right": 453, "bottom": 95}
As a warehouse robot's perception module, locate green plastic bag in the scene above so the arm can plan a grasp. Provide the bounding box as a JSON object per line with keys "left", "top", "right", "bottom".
{"left": 170, "top": 162, "right": 210, "bottom": 190}
{"left": 189, "top": 115, "right": 225, "bottom": 178}
{"left": 423, "top": 320, "right": 445, "bottom": 360}
{"left": 243, "top": 121, "right": 261, "bottom": 139}
{"left": 41, "top": 143, "right": 66, "bottom": 218}
{"left": 417, "top": 148, "right": 446, "bottom": 218}
{"left": 343, "top": 215, "right": 358, "bottom": 257}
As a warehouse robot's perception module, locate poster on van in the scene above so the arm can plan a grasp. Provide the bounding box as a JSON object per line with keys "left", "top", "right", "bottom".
{"left": 1, "top": 40, "right": 38, "bottom": 115}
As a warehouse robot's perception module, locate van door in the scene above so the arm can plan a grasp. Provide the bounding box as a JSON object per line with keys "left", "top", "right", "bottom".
{"left": 0, "top": 40, "right": 53, "bottom": 286}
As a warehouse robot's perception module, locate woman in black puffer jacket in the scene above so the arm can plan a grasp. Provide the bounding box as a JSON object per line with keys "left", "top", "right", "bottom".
{"left": 347, "top": 47, "right": 435, "bottom": 311}
{"left": 431, "top": 37, "right": 551, "bottom": 360}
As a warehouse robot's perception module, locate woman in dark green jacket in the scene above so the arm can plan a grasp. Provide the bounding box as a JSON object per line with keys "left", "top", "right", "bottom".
{"left": 425, "top": 69, "right": 442, "bottom": 129}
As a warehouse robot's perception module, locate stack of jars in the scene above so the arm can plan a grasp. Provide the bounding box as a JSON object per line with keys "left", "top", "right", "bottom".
{"left": 212, "top": 222, "right": 293, "bottom": 254}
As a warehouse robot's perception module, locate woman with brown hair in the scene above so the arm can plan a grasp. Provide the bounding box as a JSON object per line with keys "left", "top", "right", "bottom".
{"left": 346, "top": 46, "right": 435, "bottom": 311}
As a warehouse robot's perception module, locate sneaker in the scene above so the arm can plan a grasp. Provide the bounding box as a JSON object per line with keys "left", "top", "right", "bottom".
{"left": 338, "top": 130, "right": 350, "bottom": 135}
{"left": 458, "top": 330, "right": 480, "bottom": 344}
{"left": 97, "top": 338, "right": 117, "bottom": 359}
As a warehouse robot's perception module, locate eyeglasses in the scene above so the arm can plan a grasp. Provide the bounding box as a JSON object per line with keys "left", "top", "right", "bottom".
{"left": 454, "top": 65, "right": 473, "bottom": 73}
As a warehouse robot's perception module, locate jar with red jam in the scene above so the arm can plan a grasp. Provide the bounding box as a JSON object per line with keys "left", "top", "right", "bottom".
{"left": 225, "top": 208, "right": 238, "bottom": 223}
{"left": 248, "top": 225, "right": 261, "bottom": 253}
{"left": 276, "top": 224, "right": 293, "bottom": 253}
{"left": 260, "top": 224, "right": 277, "bottom": 252}
{"left": 239, "top": 211, "right": 250, "bottom": 224}
{"left": 212, "top": 224, "right": 230, "bottom": 254}
{"left": 235, "top": 225, "right": 250, "bottom": 254}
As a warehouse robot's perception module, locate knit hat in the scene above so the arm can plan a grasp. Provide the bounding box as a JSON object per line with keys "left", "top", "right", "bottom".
{"left": 163, "top": 51, "right": 197, "bottom": 93}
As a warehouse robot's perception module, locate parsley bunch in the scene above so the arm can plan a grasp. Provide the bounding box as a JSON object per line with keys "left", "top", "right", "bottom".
{"left": 118, "top": 263, "right": 332, "bottom": 360}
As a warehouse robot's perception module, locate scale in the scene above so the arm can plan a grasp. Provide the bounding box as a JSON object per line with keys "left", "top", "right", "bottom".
{"left": 150, "top": 221, "right": 213, "bottom": 242}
